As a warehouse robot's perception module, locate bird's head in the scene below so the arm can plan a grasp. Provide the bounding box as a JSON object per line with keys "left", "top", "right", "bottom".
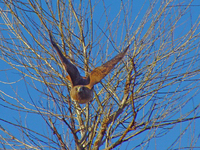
{"left": 70, "top": 85, "right": 93, "bottom": 104}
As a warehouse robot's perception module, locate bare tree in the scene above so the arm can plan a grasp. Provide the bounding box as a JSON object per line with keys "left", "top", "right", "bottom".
{"left": 0, "top": 0, "right": 200, "bottom": 149}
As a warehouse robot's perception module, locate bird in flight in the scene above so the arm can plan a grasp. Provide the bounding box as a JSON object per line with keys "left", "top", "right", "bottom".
{"left": 49, "top": 32, "right": 130, "bottom": 104}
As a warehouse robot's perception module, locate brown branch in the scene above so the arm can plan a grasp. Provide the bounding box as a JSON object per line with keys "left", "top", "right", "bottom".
{"left": 93, "top": 116, "right": 110, "bottom": 149}
{"left": 62, "top": 118, "right": 83, "bottom": 150}
{"left": 108, "top": 118, "right": 136, "bottom": 150}
{"left": 49, "top": 118, "right": 68, "bottom": 150}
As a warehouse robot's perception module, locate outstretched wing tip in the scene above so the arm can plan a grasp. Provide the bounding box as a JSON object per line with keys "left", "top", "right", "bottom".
{"left": 49, "top": 31, "right": 82, "bottom": 86}
{"left": 89, "top": 44, "right": 130, "bottom": 87}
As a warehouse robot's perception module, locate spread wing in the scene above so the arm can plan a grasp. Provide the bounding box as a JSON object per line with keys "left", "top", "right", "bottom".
{"left": 87, "top": 45, "right": 130, "bottom": 89}
{"left": 49, "top": 31, "right": 82, "bottom": 86}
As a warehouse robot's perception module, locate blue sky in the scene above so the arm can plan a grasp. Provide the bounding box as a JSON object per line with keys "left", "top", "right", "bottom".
{"left": 0, "top": 0, "right": 200, "bottom": 149}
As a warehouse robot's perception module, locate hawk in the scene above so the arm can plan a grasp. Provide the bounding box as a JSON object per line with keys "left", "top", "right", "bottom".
{"left": 49, "top": 32, "right": 129, "bottom": 104}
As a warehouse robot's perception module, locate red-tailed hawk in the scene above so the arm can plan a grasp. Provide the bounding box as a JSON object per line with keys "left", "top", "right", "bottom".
{"left": 49, "top": 32, "right": 129, "bottom": 104}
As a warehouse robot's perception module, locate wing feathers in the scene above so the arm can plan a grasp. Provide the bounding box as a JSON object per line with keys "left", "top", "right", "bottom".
{"left": 88, "top": 45, "right": 130, "bottom": 89}
{"left": 49, "top": 32, "right": 82, "bottom": 86}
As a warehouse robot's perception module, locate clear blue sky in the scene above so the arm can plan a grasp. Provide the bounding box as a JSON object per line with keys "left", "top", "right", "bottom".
{"left": 0, "top": 0, "right": 200, "bottom": 149}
